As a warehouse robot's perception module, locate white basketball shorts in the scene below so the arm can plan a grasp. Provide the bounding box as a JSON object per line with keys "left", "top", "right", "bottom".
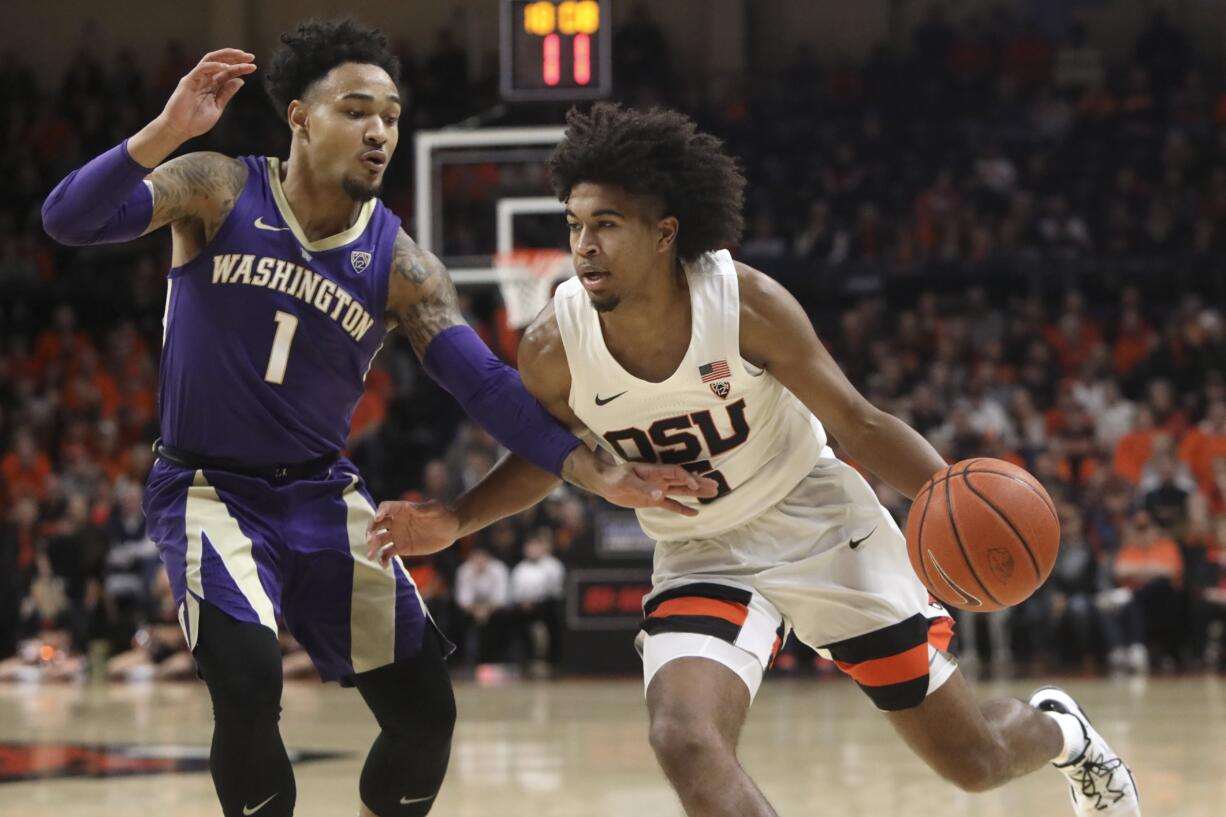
{"left": 636, "top": 452, "right": 957, "bottom": 710}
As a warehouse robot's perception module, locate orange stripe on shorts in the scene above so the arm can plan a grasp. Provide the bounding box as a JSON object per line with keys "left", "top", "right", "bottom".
{"left": 929, "top": 616, "right": 954, "bottom": 653}
{"left": 835, "top": 643, "right": 929, "bottom": 687}
{"left": 649, "top": 597, "right": 749, "bottom": 627}
{"left": 767, "top": 633, "right": 784, "bottom": 668}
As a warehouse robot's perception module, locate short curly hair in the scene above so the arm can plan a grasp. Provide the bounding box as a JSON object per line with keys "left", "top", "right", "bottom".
{"left": 547, "top": 103, "right": 746, "bottom": 262}
{"left": 264, "top": 18, "right": 400, "bottom": 117}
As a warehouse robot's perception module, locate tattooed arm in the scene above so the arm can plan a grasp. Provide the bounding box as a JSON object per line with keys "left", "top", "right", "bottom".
{"left": 384, "top": 228, "right": 465, "bottom": 358}
{"left": 141, "top": 153, "right": 248, "bottom": 263}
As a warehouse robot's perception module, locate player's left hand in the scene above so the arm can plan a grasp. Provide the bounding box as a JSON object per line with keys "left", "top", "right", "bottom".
{"left": 365, "top": 500, "right": 458, "bottom": 568}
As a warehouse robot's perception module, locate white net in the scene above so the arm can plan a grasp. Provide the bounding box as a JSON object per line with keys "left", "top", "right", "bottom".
{"left": 494, "top": 249, "right": 572, "bottom": 329}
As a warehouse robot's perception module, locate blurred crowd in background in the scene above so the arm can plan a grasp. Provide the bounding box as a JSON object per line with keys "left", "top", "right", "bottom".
{"left": 2, "top": 5, "right": 1225, "bottom": 684}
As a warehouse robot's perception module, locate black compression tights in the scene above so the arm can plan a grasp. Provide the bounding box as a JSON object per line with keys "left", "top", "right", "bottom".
{"left": 193, "top": 600, "right": 456, "bottom": 817}
{"left": 354, "top": 629, "right": 456, "bottom": 816}
{"left": 194, "top": 599, "right": 295, "bottom": 817}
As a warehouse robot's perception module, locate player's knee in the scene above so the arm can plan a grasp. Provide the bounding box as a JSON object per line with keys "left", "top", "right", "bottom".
{"left": 649, "top": 714, "right": 729, "bottom": 773}
{"left": 939, "top": 740, "right": 1009, "bottom": 793}
{"left": 355, "top": 649, "right": 457, "bottom": 783}
{"left": 194, "top": 603, "right": 284, "bottom": 725}
{"left": 364, "top": 662, "right": 457, "bottom": 747}
{"left": 359, "top": 689, "right": 455, "bottom": 817}
{"left": 409, "top": 679, "right": 456, "bottom": 743}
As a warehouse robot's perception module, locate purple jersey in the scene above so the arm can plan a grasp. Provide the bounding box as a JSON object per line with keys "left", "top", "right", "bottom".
{"left": 158, "top": 156, "right": 397, "bottom": 464}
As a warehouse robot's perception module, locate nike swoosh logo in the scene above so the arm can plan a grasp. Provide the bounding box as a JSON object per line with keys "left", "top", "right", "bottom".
{"left": 848, "top": 527, "right": 876, "bottom": 550}
{"left": 400, "top": 794, "right": 436, "bottom": 805}
{"left": 242, "top": 793, "right": 278, "bottom": 815}
{"left": 926, "top": 550, "right": 982, "bottom": 608}
{"left": 254, "top": 216, "right": 290, "bottom": 232}
{"left": 595, "top": 391, "right": 627, "bottom": 406}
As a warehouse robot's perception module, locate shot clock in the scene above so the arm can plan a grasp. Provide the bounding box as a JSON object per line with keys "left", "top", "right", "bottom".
{"left": 501, "top": 0, "right": 613, "bottom": 101}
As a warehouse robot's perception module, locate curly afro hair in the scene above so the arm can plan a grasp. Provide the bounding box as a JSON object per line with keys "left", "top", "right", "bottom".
{"left": 264, "top": 18, "right": 400, "bottom": 118}
{"left": 547, "top": 103, "right": 746, "bottom": 262}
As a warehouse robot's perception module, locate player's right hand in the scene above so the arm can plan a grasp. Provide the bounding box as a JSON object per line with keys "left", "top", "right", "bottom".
{"left": 156, "top": 49, "right": 256, "bottom": 142}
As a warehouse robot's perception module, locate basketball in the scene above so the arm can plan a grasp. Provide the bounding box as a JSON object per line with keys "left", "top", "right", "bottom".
{"left": 906, "top": 458, "right": 1060, "bottom": 612}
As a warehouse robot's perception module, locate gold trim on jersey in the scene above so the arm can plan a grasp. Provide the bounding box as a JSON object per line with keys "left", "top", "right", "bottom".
{"left": 266, "top": 157, "right": 375, "bottom": 252}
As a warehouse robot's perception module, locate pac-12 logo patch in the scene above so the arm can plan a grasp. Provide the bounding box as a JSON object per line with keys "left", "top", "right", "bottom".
{"left": 709, "top": 381, "right": 731, "bottom": 399}
{"left": 350, "top": 250, "right": 372, "bottom": 274}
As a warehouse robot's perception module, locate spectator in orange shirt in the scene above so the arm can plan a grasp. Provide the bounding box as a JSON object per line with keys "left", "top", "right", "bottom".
{"left": 1147, "top": 378, "right": 1189, "bottom": 438}
{"left": 403, "top": 560, "right": 451, "bottom": 636}
{"left": 1055, "top": 410, "right": 1101, "bottom": 489}
{"left": 116, "top": 376, "right": 157, "bottom": 446}
{"left": 1, "top": 429, "right": 51, "bottom": 505}
{"left": 2, "top": 334, "right": 38, "bottom": 382}
{"left": 61, "top": 348, "right": 120, "bottom": 420}
{"left": 103, "top": 321, "right": 152, "bottom": 383}
{"left": 1206, "top": 456, "right": 1226, "bottom": 516}
{"left": 1043, "top": 293, "right": 1102, "bottom": 375}
{"left": 62, "top": 372, "right": 117, "bottom": 422}
{"left": 346, "top": 364, "right": 394, "bottom": 495}
{"left": 94, "top": 422, "right": 131, "bottom": 483}
{"left": 31, "top": 304, "right": 93, "bottom": 374}
{"left": 1111, "top": 306, "right": 1154, "bottom": 377}
{"left": 1113, "top": 405, "right": 1156, "bottom": 484}
{"left": 1178, "top": 400, "right": 1226, "bottom": 489}
{"left": 347, "top": 388, "right": 388, "bottom": 449}
{"left": 1043, "top": 384, "right": 1079, "bottom": 437}
{"left": 1113, "top": 510, "right": 1184, "bottom": 671}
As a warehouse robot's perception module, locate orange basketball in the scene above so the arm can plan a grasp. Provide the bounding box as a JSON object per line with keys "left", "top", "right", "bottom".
{"left": 905, "top": 458, "right": 1060, "bottom": 612}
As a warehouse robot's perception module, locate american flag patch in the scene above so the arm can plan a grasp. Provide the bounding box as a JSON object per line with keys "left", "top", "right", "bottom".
{"left": 699, "top": 360, "right": 731, "bottom": 383}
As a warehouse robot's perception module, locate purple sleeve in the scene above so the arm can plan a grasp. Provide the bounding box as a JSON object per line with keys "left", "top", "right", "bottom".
{"left": 41, "top": 139, "right": 154, "bottom": 246}
{"left": 423, "top": 325, "right": 582, "bottom": 476}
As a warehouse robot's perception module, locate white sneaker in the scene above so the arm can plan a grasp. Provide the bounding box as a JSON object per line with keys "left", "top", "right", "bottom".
{"left": 1029, "top": 686, "right": 1141, "bottom": 816}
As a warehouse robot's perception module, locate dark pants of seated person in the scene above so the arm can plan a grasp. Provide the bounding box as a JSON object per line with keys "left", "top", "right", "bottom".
{"left": 1055, "top": 593, "right": 1111, "bottom": 666}
{"left": 511, "top": 599, "right": 562, "bottom": 665}
{"left": 1199, "top": 595, "right": 1226, "bottom": 669}
{"left": 453, "top": 608, "right": 511, "bottom": 665}
{"left": 1120, "top": 578, "right": 1184, "bottom": 664}
{"left": 1180, "top": 547, "right": 1214, "bottom": 659}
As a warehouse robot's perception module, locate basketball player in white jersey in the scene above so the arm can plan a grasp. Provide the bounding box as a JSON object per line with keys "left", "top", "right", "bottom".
{"left": 368, "top": 104, "right": 1140, "bottom": 817}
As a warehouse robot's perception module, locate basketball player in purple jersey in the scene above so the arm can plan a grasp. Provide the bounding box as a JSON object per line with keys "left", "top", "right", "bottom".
{"left": 41, "top": 21, "right": 712, "bottom": 817}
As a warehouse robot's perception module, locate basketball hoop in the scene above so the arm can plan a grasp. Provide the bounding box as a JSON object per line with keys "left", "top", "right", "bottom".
{"left": 494, "top": 249, "right": 572, "bottom": 329}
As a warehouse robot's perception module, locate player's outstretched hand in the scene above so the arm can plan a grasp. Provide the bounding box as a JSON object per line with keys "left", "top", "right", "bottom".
{"left": 366, "top": 500, "right": 459, "bottom": 568}
{"left": 591, "top": 462, "right": 719, "bottom": 517}
{"left": 157, "top": 49, "right": 256, "bottom": 142}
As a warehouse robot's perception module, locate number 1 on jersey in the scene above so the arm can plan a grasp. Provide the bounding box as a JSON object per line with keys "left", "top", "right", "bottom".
{"left": 264, "top": 310, "right": 299, "bottom": 384}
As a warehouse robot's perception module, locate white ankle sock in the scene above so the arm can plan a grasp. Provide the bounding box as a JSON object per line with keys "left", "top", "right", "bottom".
{"left": 1044, "top": 711, "right": 1087, "bottom": 765}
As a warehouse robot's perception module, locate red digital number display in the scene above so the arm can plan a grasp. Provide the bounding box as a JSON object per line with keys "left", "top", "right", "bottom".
{"left": 580, "top": 583, "right": 650, "bottom": 616}
{"left": 502, "top": 0, "right": 612, "bottom": 101}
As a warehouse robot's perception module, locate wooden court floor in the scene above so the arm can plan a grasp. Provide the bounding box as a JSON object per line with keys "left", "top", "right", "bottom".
{"left": 1, "top": 673, "right": 1221, "bottom": 816}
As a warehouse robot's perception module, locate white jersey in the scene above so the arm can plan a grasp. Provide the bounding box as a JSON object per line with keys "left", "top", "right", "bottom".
{"left": 553, "top": 249, "right": 827, "bottom": 540}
